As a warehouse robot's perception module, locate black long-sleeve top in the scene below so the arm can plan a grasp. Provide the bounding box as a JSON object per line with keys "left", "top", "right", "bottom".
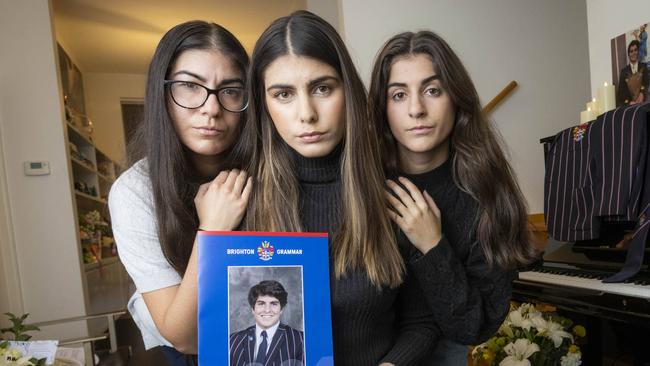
{"left": 294, "top": 147, "right": 437, "bottom": 366}
{"left": 398, "top": 158, "right": 514, "bottom": 346}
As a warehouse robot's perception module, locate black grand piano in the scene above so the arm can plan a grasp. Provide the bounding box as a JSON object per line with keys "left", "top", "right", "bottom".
{"left": 513, "top": 128, "right": 650, "bottom": 365}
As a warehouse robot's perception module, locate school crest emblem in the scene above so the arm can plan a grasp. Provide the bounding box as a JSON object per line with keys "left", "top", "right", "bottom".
{"left": 257, "top": 240, "right": 275, "bottom": 261}
{"left": 572, "top": 125, "right": 588, "bottom": 142}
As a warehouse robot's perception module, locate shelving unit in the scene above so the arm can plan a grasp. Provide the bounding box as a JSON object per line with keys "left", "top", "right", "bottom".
{"left": 57, "top": 43, "right": 132, "bottom": 336}
{"left": 75, "top": 190, "right": 107, "bottom": 205}
{"left": 67, "top": 122, "right": 117, "bottom": 205}
{"left": 64, "top": 120, "right": 131, "bottom": 335}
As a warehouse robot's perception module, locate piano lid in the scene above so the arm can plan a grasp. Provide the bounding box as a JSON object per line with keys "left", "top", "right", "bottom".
{"left": 541, "top": 238, "right": 649, "bottom": 272}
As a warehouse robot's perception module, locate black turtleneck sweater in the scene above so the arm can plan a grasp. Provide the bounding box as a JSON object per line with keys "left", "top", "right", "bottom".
{"left": 293, "top": 147, "right": 436, "bottom": 366}
{"left": 398, "top": 159, "right": 514, "bottom": 348}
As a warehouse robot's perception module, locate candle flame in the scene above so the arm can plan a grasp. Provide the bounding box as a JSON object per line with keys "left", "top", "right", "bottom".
{"left": 604, "top": 82, "right": 608, "bottom": 86}
{"left": 588, "top": 107, "right": 592, "bottom": 111}
{"left": 592, "top": 97, "right": 596, "bottom": 102}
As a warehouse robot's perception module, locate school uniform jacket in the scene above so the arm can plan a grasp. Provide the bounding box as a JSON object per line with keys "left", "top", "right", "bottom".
{"left": 229, "top": 323, "right": 305, "bottom": 366}
{"left": 544, "top": 102, "right": 650, "bottom": 281}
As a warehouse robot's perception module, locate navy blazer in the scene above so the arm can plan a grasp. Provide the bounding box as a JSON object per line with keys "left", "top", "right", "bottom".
{"left": 229, "top": 323, "right": 305, "bottom": 366}
{"left": 545, "top": 103, "right": 650, "bottom": 240}
{"left": 544, "top": 102, "right": 650, "bottom": 281}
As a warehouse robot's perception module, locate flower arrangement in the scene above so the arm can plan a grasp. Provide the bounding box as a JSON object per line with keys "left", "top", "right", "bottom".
{"left": 472, "top": 303, "right": 586, "bottom": 366}
{"left": 0, "top": 344, "right": 43, "bottom": 366}
{"left": 79, "top": 210, "right": 105, "bottom": 242}
{"left": 0, "top": 314, "right": 45, "bottom": 366}
{"left": 79, "top": 210, "right": 114, "bottom": 263}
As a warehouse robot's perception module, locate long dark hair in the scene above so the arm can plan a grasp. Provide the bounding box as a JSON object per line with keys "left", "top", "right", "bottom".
{"left": 231, "top": 11, "right": 404, "bottom": 288}
{"left": 369, "top": 31, "right": 537, "bottom": 269}
{"left": 128, "top": 20, "right": 248, "bottom": 275}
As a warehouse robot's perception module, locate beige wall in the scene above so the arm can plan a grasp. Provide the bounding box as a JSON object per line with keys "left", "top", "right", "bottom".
{"left": 0, "top": 103, "right": 23, "bottom": 328}
{"left": 307, "top": 0, "right": 342, "bottom": 34}
{"left": 587, "top": 0, "right": 650, "bottom": 97}
{"left": 84, "top": 72, "right": 146, "bottom": 164}
{"left": 0, "top": 0, "right": 87, "bottom": 339}
{"left": 340, "top": 0, "right": 591, "bottom": 213}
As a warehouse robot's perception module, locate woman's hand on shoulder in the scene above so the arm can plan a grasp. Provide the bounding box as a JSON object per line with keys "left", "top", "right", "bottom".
{"left": 385, "top": 177, "right": 441, "bottom": 254}
{"left": 195, "top": 169, "right": 253, "bottom": 231}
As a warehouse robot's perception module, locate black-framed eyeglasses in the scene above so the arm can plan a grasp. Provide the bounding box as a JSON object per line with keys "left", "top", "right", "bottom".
{"left": 164, "top": 80, "right": 248, "bottom": 112}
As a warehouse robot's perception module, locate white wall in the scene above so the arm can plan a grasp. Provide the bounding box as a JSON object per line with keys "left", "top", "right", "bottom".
{"left": 307, "top": 0, "right": 343, "bottom": 34}
{"left": 0, "top": 102, "right": 24, "bottom": 328}
{"left": 340, "top": 0, "right": 591, "bottom": 213}
{"left": 84, "top": 73, "right": 146, "bottom": 165}
{"left": 586, "top": 0, "right": 650, "bottom": 97}
{"left": 0, "top": 0, "right": 87, "bottom": 339}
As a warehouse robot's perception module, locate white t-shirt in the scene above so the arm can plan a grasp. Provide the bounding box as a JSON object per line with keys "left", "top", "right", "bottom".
{"left": 108, "top": 159, "right": 182, "bottom": 349}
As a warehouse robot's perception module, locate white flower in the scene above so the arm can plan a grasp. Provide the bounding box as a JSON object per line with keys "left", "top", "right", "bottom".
{"left": 519, "top": 303, "right": 541, "bottom": 318}
{"left": 533, "top": 318, "right": 573, "bottom": 347}
{"left": 499, "top": 339, "right": 540, "bottom": 366}
{"left": 15, "top": 356, "right": 36, "bottom": 366}
{"left": 530, "top": 316, "right": 547, "bottom": 330}
{"left": 0, "top": 347, "right": 36, "bottom": 366}
{"left": 560, "top": 351, "right": 582, "bottom": 366}
{"left": 0, "top": 357, "right": 36, "bottom": 366}
{"left": 507, "top": 309, "right": 533, "bottom": 330}
{"left": 499, "top": 323, "right": 514, "bottom": 338}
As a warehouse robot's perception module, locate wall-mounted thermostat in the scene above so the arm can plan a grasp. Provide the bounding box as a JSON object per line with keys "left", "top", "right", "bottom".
{"left": 23, "top": 161, "right": 50, "bottom": 176}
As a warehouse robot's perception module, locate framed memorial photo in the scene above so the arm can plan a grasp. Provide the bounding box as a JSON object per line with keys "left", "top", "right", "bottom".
{"left": 198, "top": 231, "right": 334, "bottom": 366}
{"left": 611, "top": 22, "right": 650, "bottom": 106}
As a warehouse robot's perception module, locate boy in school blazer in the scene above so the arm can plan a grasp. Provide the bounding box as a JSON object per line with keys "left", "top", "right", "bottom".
{"left": 229, "top": 280, "right": 304, "bottom": 366}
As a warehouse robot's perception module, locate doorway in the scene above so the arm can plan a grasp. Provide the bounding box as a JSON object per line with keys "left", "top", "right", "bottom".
{"left": 120, "top": 101, "right": 144, "bottom": 159}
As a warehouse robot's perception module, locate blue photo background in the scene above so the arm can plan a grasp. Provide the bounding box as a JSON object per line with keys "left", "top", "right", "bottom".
{"left": 198, "top": 232, "right": 334, "bottom": 365}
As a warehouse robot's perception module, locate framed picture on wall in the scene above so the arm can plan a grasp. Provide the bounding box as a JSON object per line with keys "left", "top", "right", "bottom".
{"left": 611, "top": 22, "right": 650, "bottom": 106}
{"left": 57, "top": 43, "right": 86, "bottom": 119}
{"left": 197, "top": 231, "right": 334, "bottom": 366}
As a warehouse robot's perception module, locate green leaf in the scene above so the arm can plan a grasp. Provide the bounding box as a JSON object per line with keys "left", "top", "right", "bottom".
{"left": 16, "top": 334, "right": 32, "bottom": 341}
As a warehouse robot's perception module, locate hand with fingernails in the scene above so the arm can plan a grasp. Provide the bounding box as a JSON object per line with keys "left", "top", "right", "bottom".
{"left": 385, "top": 177, "right": 442, "bottom": 254}
{"left": 194, "top": 169, "right": 253, "bottom": 231}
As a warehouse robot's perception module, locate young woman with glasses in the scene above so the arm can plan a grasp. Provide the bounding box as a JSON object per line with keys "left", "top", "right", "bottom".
{"left": 108, "top": 21, "right": 252, "bottom": 365}
{"left": 369, "top": 31, "right": 538, "bottom": 364}
{"left": 231, "top": 11, "right": 436, "bottom": 366}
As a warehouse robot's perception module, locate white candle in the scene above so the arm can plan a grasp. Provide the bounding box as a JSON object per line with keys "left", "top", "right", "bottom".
{"left": 587, "top": 107, "right": 596, "bottom": 121}
{"left": 586, "top": 97, "right": 599, "bottom": 115}
{"left": 580, "top": 107, "right": 596, "bottom": 124}
{"left": 597, "top": 82, "right": 616, "bottom": 113}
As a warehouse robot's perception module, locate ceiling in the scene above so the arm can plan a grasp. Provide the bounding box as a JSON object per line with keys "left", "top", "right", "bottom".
{"left": 52, "top": 0, "right": 306, "bottom": 74}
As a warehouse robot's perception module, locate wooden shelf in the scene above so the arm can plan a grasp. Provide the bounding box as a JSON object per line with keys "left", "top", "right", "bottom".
{"left": 97, "top": 172, "right": 114, "bottom": 183}
{"left": 74, "top": 190, "right": 106, "bottom": 204}
{"left": 66, "top": 122, "right": 93, "bottom": 146}
{"left": 71, "top": 156, "right": 97, "bottom": 173}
